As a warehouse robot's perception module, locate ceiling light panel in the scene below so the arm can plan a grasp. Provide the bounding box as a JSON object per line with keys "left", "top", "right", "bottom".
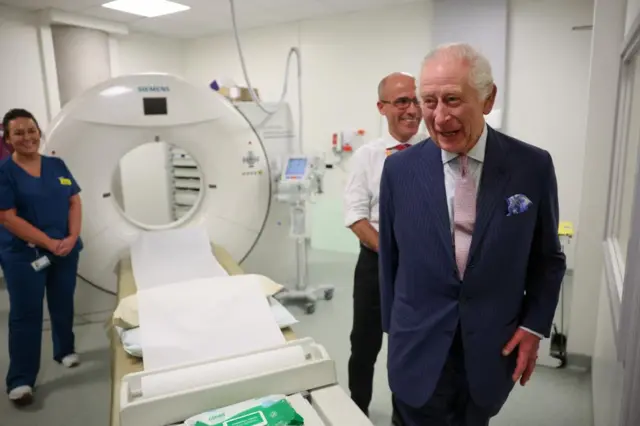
{"left": 102, "top": 0, "right": 190, "bottom": 18}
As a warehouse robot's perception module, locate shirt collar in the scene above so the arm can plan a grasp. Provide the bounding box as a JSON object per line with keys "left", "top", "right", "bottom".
{"left": 384, "top": 132, "right": 425, "bottom": 149}
{"left": 441, "top": 123, "right": 488, "bottom": 164}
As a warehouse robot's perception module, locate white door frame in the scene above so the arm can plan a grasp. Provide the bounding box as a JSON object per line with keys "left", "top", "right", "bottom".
{"left": 616, "top": 11, "right": 640, "bottom": 425}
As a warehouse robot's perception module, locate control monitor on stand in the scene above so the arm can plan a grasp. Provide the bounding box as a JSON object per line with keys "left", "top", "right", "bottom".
{"left": 275, "top": 155, "right": 334, "bottom": 314}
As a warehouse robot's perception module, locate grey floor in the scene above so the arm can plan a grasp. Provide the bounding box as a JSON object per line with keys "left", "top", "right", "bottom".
{"left": 0, "top": 249, "right": 593, "bottom": 426}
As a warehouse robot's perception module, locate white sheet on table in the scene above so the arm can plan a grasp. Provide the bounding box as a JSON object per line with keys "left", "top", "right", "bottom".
{"left": 117, "top": 299, "right": 297, "bottom": 359}
{"left": 137, "top": 275, "right": 286, "bottom": 373}
{"left": 130, "top": 226, "right": 228, "bottom": 291}
{"left": 117, "top": 300, "right": 297, "bottom": 359}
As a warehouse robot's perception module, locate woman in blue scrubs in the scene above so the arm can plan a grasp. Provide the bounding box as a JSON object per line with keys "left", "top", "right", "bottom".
{"left": 0, "top": 109, "right": 83, "bottom": 406}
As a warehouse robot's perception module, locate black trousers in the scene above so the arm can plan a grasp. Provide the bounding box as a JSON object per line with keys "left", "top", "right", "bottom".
{"left": 348, "top": 245, "right": 383, "bottom": 415}
{"left": 391, "top": 329, "right": 491, "bottom": 426}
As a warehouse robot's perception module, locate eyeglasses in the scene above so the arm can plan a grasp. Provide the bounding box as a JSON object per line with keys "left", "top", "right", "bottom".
{"left": 380, "top": 96, "right": 420, "bottom": 110}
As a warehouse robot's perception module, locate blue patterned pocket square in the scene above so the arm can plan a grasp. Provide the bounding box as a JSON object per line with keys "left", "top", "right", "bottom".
{"left": 506, "top": 194, "right": 532, "bottom": 216}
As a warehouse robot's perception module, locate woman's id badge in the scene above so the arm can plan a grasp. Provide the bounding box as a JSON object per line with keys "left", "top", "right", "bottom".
{"left": 31, "top": 255, "right": 51, "bottom": 271}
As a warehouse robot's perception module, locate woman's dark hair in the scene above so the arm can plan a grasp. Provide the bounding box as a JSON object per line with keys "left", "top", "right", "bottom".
{"left": 2, "top": 108, "right": 42, "bottom": 137}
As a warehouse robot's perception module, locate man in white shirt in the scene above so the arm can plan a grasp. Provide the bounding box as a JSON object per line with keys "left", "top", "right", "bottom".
{"left": 343, "top": 72, "right": 425, "bottom": 416}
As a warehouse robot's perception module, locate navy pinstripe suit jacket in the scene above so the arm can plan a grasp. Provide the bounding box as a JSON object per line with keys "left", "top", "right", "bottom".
{"left": 378, "top": 126, "right": 567, "bottom": 415}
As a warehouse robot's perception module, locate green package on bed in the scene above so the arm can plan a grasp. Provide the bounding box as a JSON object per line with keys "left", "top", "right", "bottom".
{"left": 185, "top": 395, "right": 304, "bottom": 426}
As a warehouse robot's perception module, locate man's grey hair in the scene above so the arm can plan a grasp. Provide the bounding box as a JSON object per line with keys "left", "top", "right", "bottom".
{"left": 422, "top": 43, "right": 495, "bottom": 100}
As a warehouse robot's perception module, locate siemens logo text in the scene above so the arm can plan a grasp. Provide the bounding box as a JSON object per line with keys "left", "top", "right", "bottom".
{"left": 137, "top": 86, "right": 170, "bottom": 93}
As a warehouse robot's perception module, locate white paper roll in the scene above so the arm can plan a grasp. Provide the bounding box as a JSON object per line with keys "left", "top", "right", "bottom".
{"left": 130, "top": 227, "right": 229, "bottom": 292}
{"left": 141, "top": 346, "right": 306, "bottom": 398}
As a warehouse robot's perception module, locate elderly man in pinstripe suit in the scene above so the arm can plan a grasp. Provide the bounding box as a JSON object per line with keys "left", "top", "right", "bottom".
{"left": 379, "top": 43, "right": 567, "bottom": 426}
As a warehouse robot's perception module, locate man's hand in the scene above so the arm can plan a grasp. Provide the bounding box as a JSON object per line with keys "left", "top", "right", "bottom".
{"left": 56, "top": 236, "right": 77, "bottom": 257}
{"left": 502, "top": 328, "right": 541, "bottom": 386}
{"left": 349, "top": 220, "right": 379, "bottom": 252}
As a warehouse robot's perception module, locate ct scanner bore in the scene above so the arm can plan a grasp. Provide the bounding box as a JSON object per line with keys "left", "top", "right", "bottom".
{"left": 114, "top": 142, "right": 205, "bottom": 227}
{"left": 42, "top": 73, "right": 273, "bottom": 294}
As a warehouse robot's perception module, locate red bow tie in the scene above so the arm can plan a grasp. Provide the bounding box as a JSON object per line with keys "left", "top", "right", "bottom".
{"left": 393, "top": 143, "right": 411, "bottom": 151}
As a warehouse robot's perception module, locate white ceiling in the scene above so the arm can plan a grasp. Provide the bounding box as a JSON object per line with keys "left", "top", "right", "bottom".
{"left": 0, "top": 0, "right": 422, "bottom": 38}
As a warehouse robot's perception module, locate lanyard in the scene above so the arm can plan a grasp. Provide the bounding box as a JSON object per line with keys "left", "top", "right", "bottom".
{"left": 27, "top": 242, "right": 41, "bottom": 259}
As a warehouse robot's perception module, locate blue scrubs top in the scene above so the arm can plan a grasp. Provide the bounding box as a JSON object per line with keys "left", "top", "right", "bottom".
{"left": 0, "top": 158, "right": 12, "bottom": 251}
{"left": 0, "top": 155, "right": 83, "bottom": 260}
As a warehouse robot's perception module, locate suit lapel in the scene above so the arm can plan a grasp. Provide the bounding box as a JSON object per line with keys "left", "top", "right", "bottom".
{"left": 417, "top": 141, "right": 454, "bottom": 262}
{"left": 469, "top": 128, "right": 510, "bottom": 258}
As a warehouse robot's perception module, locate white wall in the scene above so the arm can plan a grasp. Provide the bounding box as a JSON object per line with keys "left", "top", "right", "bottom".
{"left": 504, "top": 0, "right": 593, "bottom": 269}
{"left": 0, "top": 6, "right": 49, "bottom": 129}
{"left": 52, "top": 26, "right": 111, "bottom": 105}
{"left": 0, "top": 6, "right": 50, "bottom": 279}
{"left": 186, "top": 2, "right": 433, "bottom": 153}
{"left": 113, "top": 32, "right": 187, "bottom": 77}
{"left": 300, "top": 4, "right": 435, "bottom": 251}
{"left": 433, "top": 0, "right": 509, "bottom": 128}
{"left": 185, "top": 2, "right": 434, "bottom": 159}
{"left": 185, "top": 1, "right": 434, "bottom": 253}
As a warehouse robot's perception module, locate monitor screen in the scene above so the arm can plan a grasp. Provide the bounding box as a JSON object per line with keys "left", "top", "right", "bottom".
{"left": 285, "top": 158, "right": 307, "bottom": 178}
{"left": 143, "top": 97, "right": 168, "bottom": 115}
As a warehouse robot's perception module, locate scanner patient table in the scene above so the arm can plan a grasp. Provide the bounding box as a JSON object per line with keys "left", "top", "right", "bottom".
{"left": 109, "top": 245, "right": 296, "bottom": 426}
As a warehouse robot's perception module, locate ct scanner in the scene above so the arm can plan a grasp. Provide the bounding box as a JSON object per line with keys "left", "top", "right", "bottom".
{"left": 42, "top": 73, "right": 370, "bottom": 425}
{"left": 43, "top": 73, "right": 330, "bottom": 310}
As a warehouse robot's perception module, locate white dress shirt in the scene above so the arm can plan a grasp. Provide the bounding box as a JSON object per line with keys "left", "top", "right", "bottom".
{"left": 344, "top": 133, "right": 427, "bottom": 231}
{"left": 441, "top": 124, "right": 543, "bottom": 339}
